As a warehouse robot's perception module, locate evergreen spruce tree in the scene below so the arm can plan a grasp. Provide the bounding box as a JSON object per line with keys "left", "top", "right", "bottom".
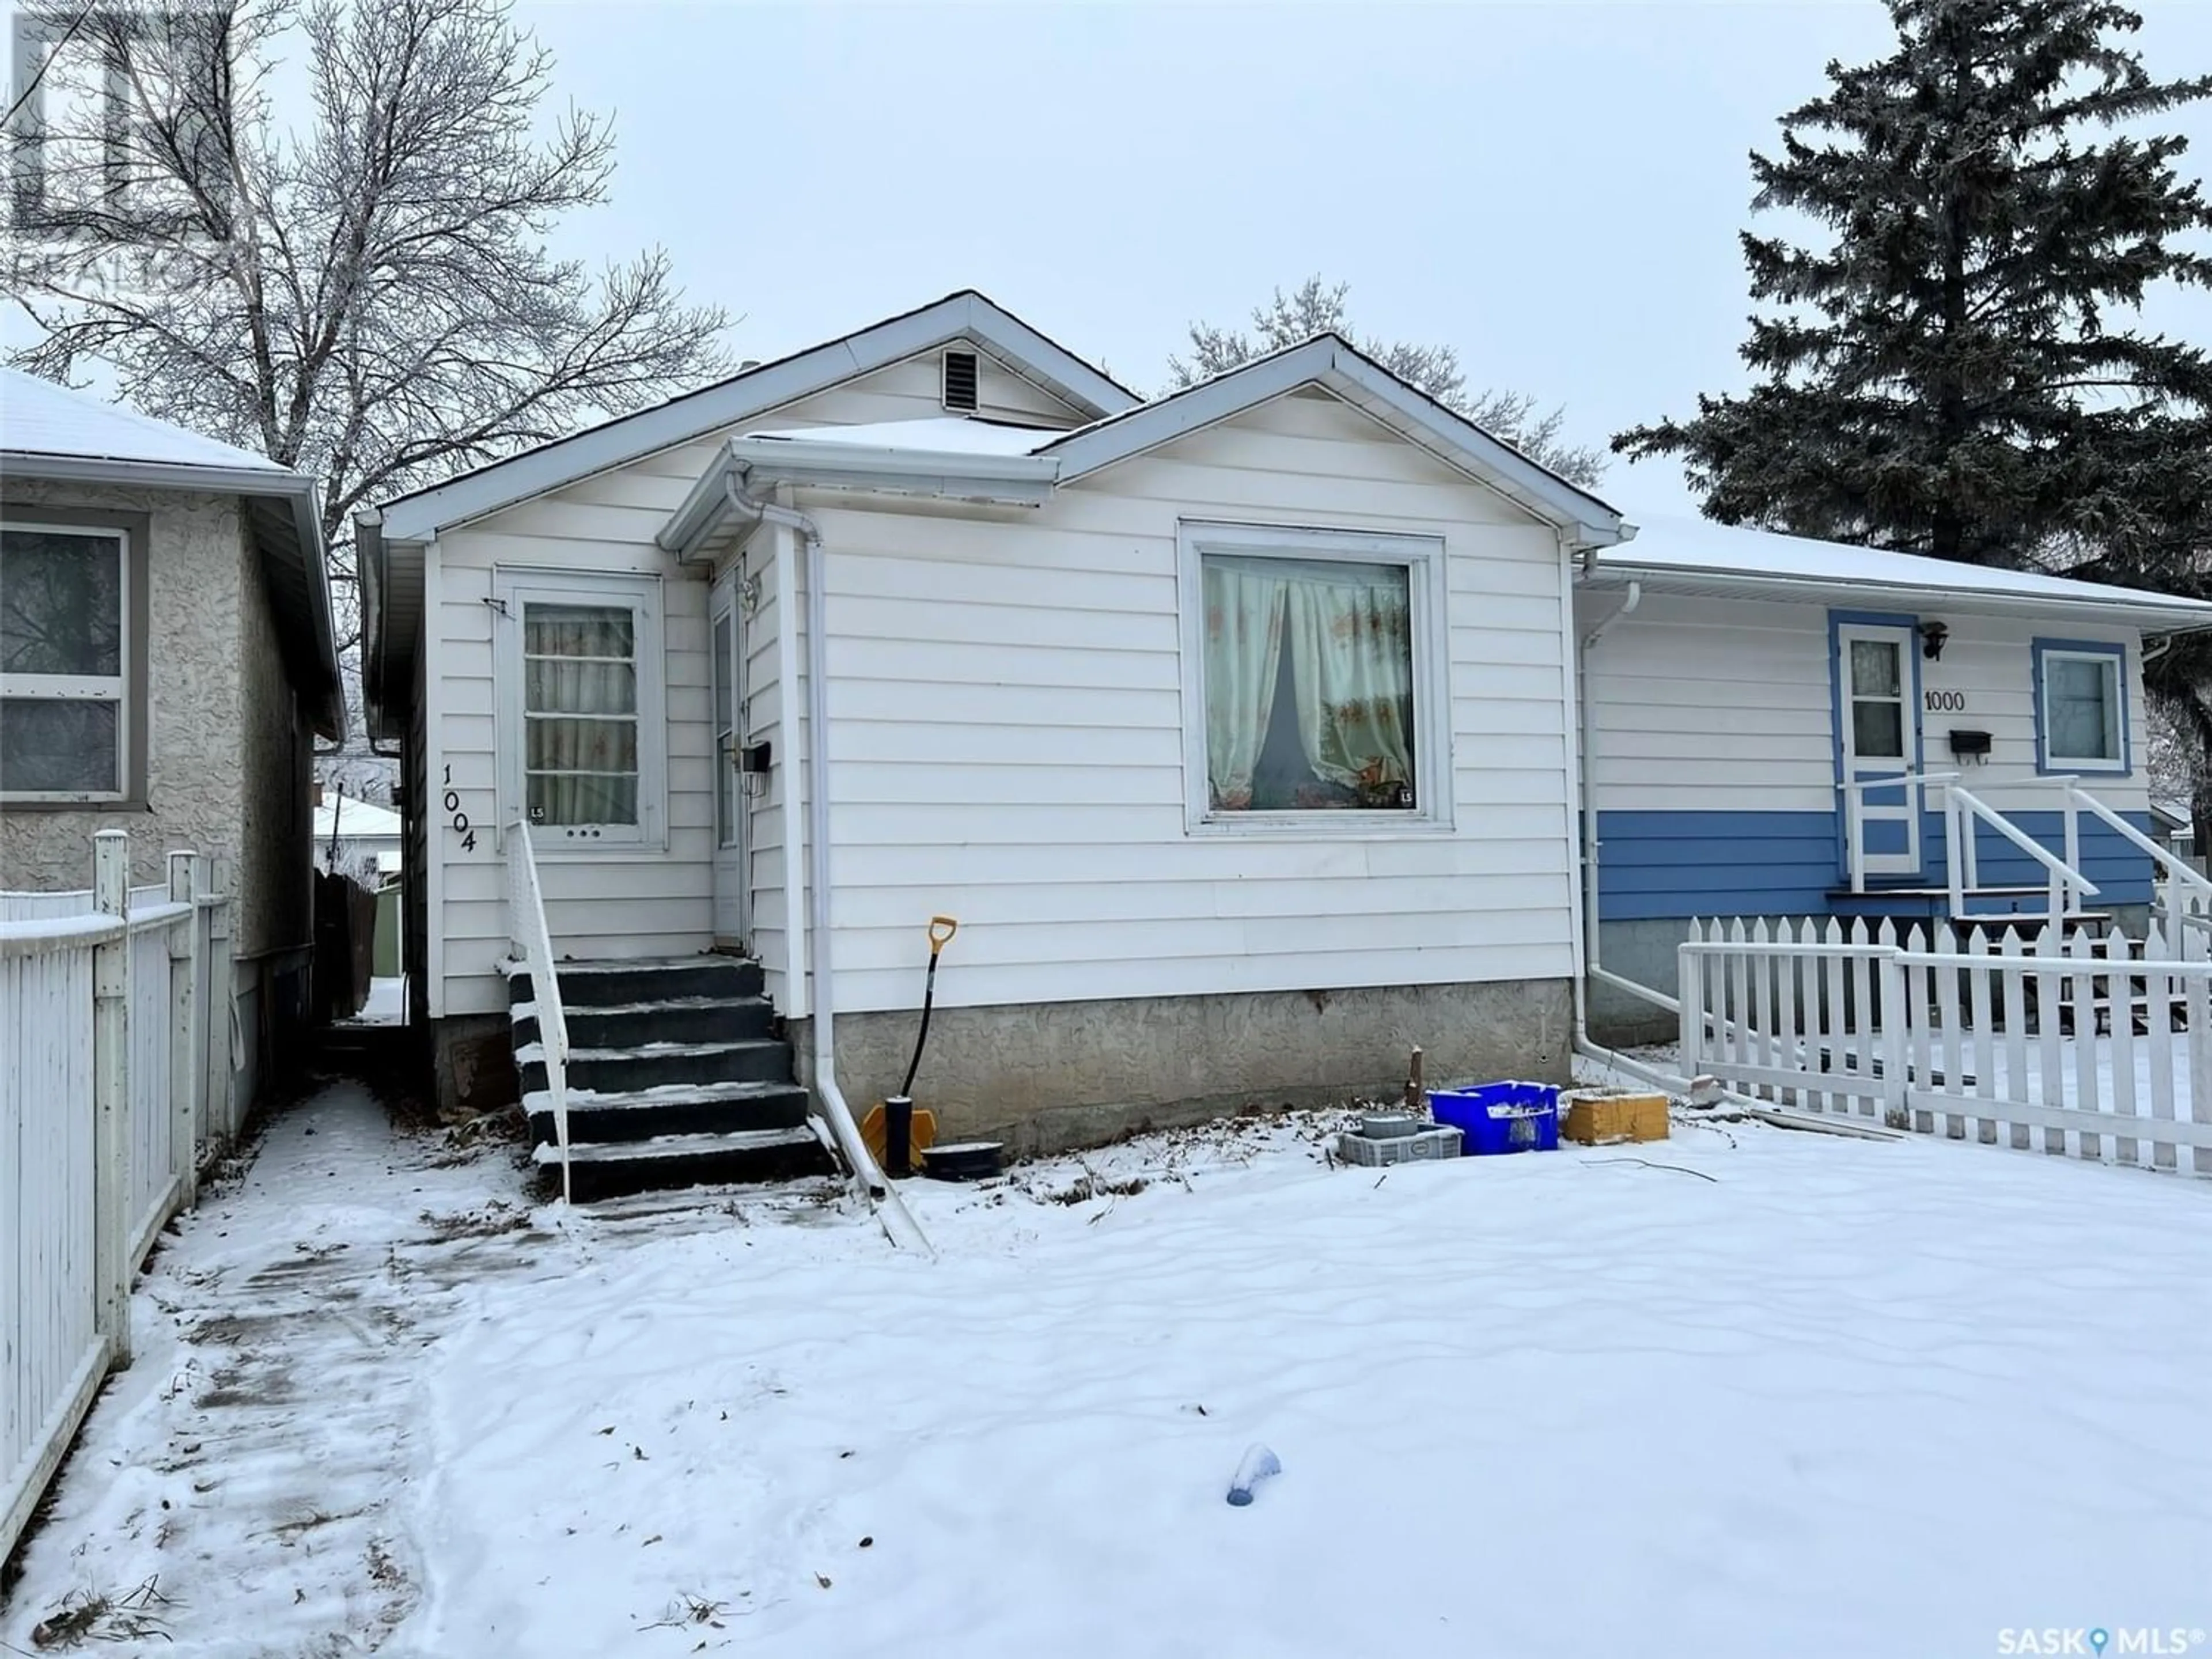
{"left": 1616, "top": 0, "right": 2212, "bottom": 572}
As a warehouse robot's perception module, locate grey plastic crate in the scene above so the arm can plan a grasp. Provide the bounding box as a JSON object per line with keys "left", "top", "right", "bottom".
{"left": 1336, "top": 1124, "right": 1463, "bottom": 1166}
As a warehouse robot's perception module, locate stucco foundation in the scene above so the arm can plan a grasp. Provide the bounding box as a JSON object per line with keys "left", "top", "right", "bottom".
{"left": 797, "top": 978, "right": 1573, "bottom": 1159}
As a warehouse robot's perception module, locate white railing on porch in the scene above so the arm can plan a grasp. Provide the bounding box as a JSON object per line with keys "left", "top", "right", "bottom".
{"left": 2046, "top": 780, "right": 2212, "bottom": 933}
{"left": 2, "top": 831, "right": 230, "bottom": 1569}
{"left": 505, "top": 821, "right": 572, "bottom": 1204}
{"left": 1680, "top": 915, "right": 2212, "bottom": 1177}
{"left": 1836, "top": 771, "right": 2103, "bottom": 932}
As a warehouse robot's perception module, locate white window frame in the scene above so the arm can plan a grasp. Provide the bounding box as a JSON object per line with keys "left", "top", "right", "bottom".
{"left": 493, "top": 567, "right": 668, "bottom": 851}
{"left": 1176, "top": 520, "right": 1452, "bottom": 836}
{"left": 2035, "top": 642, "right": 2128, "bottom": 775}
{"left": 0, "top": 519, "right": 131, "bottom": 804}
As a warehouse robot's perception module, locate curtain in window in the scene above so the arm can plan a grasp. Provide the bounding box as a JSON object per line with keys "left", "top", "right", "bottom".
{"left": 1201, "top": 561, "right": 1287, "bottom": 809}
{"left": 524, "top": 604, "right": 640, "bottom": 825}
{"left": 2048, "top": 657, "right": 2116, "bottom": 760}
{"left": 1283, "top": 563, "right": 1414, "bottom": 796}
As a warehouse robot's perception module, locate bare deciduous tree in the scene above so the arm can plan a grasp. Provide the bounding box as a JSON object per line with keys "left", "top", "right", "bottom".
{"left": 1168, "top": 276, "right": 1605, "bottom": 488}
{"left": 5, "top": 0, "right": 730, "bottom": 661}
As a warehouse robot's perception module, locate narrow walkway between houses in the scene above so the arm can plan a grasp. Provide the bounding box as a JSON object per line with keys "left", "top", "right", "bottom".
{"left": 0, "top": 1086, "right": 513, "bottom": 1654}
{"left": 1, "top": 1082, "right": 849, "bottom": 1656}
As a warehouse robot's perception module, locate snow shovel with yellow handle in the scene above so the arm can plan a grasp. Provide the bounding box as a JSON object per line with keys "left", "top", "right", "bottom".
{"left": 863, "top": 915, "right": 959, "bottom": 1176}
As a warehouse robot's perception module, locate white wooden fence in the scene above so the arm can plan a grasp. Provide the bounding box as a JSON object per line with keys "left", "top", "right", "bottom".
{"left": 2, "top": 831, "right": 234, "bottom": 1569}
{"left": 1681, "top": 916, "right": 2212, "bottom": 1176}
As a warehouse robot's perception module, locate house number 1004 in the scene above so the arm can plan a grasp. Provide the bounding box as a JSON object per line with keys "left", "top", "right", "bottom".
{"left": 1924, "top": 690, "right": 1966, "bottom": 713}
{"left": 442, "top": 764, "right": 478, "bottom": 852}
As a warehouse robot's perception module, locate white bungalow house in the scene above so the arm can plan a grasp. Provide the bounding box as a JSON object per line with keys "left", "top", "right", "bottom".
{"left": 358, "top": 291, "right": 1627, "bottom": 1190}
{"left": 357, "top": 290, "right": 2212, "bottom": 1192}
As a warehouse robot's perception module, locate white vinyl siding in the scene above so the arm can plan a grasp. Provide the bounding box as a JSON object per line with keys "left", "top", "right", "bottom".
{"left": 800, "top": 386, "right": 1576, "bottom": 1015}
{"left": 422, "top": 377, "right": 1575, "bottom": 1021}
{"left": 421, "top": 347, "right": 1086, "bottom": 1017}
{"left": 1580, "top": 592, "right": 2149, "bottom": 819}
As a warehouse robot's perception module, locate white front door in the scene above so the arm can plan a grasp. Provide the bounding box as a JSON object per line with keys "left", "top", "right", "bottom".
{"left": 1838, "top": 623, "right": 1920, "bottom": 879}
{"left": 710, "top": 574, "right": 749, "bottom": 949}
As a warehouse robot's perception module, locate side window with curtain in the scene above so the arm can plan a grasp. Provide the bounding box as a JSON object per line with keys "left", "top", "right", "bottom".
{"left": 1183, "top": 527, "right": 1442, "bottom": 826}
{"left": 525, "top": 603, "right": 641, "bottom": 827}
{"left": 496, "top": 572, "right": 666, "bottom": 847}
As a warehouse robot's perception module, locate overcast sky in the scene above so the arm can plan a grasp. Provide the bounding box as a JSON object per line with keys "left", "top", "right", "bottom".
{"left": 509, "top": 0, "right": 2212, "bottom": 517}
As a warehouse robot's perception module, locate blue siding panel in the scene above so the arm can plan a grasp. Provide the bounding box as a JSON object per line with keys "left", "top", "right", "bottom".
{"left": 1598, "top": 808, "right": 2156, "bottom": 921}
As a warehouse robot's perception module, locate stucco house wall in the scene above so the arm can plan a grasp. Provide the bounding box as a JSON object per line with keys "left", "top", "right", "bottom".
{"left": 1, "top": 480, "right": 256, "bottom": 888}
{"left": 2, "top": 476, "right": 317, "bottom": 1107}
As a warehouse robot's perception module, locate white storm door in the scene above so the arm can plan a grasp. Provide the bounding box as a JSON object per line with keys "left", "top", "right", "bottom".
{"left": 1838, "top": 623, "right": 1920, "bottom": 878}
{"left": 710, "top": 573, "right": 749, "bottom": 948}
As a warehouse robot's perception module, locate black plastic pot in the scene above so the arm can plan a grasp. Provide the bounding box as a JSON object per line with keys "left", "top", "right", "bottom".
{"left": 921, "top": 1141, "right": 1003, "bottom": 1182}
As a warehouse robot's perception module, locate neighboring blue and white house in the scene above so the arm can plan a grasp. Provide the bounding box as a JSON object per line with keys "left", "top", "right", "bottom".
{"left": 1577, "top": 517, "right": 2212, "bottom": 1038}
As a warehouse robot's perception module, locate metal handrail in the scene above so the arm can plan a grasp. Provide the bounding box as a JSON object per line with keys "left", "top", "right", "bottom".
{"left": 505, "top": 821, "right": 572, "bottom": 1205}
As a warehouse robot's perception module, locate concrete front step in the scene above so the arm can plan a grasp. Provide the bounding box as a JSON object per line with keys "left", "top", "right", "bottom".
{"left": 512, "top": 994, "right": 776, "bottom": 1052}
{"left": 525, "top": 1078, "right": 811, "bottom": 1144}
{"left": 503, "top": 953, "right": 763, "bottom": 1009}
{"left": 516, "top": 1036, "right": 791, "bottom": 1096}
{"left": 531, "top": 1125, "right": 837, "bottom": 1202}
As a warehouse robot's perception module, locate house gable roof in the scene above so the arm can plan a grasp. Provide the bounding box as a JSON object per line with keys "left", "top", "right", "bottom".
{"left": 1, "top": 369, "right": 345, "bottom": 740}
{"left": 1037, "top": 335, "right": 1627, "bottom": 547}
{"left": 376, "top": 291, "right": 1137, "bottom": 544}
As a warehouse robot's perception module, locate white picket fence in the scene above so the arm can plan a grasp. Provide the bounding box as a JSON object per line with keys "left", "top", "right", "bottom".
{"left": 1681, "top": 915, "right": 2212, "bottom": 1176}
{"left": 2, "top": 831, "right": 234, "bottom": 1569}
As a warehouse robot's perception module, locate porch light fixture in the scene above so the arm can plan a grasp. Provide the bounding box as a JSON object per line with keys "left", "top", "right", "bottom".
{"left": 1919, "top": 620, "right": 1949, "bottom": 660}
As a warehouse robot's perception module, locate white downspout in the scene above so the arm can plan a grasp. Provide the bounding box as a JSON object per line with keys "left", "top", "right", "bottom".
{"left": 724, "top": 476, "right": 930, "bottom": 1255}
{"left": 1565, "top": 574, "right": 1896, "bottom": 1141}
{"left": 1575, "top": 579, "right": 1639, "bottom": 1014}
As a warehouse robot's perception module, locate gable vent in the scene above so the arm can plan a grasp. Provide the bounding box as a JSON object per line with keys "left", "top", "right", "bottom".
{"left": 941, "top": 349, "right": 980, "bottom": 412}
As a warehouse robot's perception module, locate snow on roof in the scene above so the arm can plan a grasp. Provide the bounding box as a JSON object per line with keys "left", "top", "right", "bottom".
{"left": 1600, "top": 513, "right": 2212, "bottom": 622}
{"left": 1, "top": 368, "right": 290, "bottom": 474}
{"left": 743, "top": 416, "right": 1067, "bottom": 457}
{"left": 313, "top": 798, "right": 403, "bottom": 840}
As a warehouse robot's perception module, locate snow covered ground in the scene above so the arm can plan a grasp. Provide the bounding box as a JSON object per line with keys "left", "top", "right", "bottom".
{"left": 6, "top": 1084, "right": 2210, "bottom": 1658}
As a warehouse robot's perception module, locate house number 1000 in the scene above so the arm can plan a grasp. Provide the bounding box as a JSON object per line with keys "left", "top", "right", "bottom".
{"left": 442, "top": 764, "right": 478, "bottom": 852}
{"left": 1924, "top": 690, "right": 1966, "bottom": 713}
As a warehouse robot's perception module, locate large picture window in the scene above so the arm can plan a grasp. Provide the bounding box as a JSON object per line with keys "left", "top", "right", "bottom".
{"left": 1, "top": 519, "right": 138, "bottom": 802}
{"left": 2033, "top": 639, "right": 2128, "bottom": 775}
{"left": 496, "top": 571, "right": 666, "bottom": 847}
{"left": 1180, "top": 524, "right": 1446, "bottom": 830}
